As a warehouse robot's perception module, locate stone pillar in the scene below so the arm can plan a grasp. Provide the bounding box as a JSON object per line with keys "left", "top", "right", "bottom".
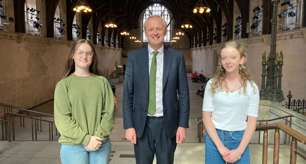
{"left": 104, "top": 28, "right": 109, "bottom": 47}
{"left": 14, "top": 0, "right": 25, "bottom": 33}
{"left": 76, "top": 13, "right": 81, "bottom": 39}
{"left": 262, "top": 0, "right": 272, "bottom": 34}
{"left": 110, "top": 29, "right": 114, "bottom": 47}
{"left": 60, "top": 0, "right": 67, "bottom": 40}
{"left": 4, "top": 0, "right": 15, "bottom": 32}
{"left": 303, "top": 0, "right": 306, "bottom": 27}
{"left": 115, "top": 32, "right": 119, "bottom": 48}
{"left": 37, "top": 0, "right": 46, "bottom": 36}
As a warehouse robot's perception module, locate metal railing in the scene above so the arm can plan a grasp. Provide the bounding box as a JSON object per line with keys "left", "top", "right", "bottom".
{"left": 284, "top": 91, "right": 306, "bottom": 115}
{"left": 0, "top": 102, "right": 57, "bottom": 141}
{"left": 4, "top": 113, "right": 55, "bottom": 141}
{"left": 0, "top": 118, "right": 9, "bottom": 140}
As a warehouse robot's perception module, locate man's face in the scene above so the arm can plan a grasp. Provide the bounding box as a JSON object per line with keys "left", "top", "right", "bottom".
{"left": 144, "top": 17, "right": 166, "bottom": 49}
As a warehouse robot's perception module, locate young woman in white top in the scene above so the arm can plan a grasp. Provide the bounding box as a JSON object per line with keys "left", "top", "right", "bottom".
{"left": 202, "top": 41, "right": 259, "bottom": 164}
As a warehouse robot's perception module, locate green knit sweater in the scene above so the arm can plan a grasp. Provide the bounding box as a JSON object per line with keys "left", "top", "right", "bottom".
{"left": 54, "top": 75, "right": 114, "bottom": 145}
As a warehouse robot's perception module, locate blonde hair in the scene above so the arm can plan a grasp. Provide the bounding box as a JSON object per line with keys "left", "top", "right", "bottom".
{"left": 211, "top": 41, "right": 251, "bottom": 94}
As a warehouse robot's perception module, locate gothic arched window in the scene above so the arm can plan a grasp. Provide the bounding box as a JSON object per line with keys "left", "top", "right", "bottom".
{"left": 24, "top": 0, "right": 41, "bottom": 35}
{"left": 142, "top": 3, "right": 172, "bottom": 42}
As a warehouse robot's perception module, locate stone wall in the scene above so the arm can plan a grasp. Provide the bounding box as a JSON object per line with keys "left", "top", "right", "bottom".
{"left": 0, "top": 32, "right": 121, "bottom": 107}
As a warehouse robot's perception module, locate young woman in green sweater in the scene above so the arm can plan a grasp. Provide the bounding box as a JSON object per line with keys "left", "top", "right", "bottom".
{"left": 54, "top": 39, "right": 114, "bottom": 164}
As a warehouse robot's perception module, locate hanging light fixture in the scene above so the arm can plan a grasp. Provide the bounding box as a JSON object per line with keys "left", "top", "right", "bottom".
{"left": 120, "top": 31, "right": 130, "bottom": 36}
{"left": 73, "top": 0, "right": 92, "bottom": 13}
{"left": 104, "top": 0, "right": 118, "bottom": 29}
{"left": 181, "top": 23, "right": 193, "bottom": 29}
{"left": 129, "top": 36, "right": 136, "bottom": 40}
{"left": 193, "top": 0, "right": 211, "bottom": 14}
{"left": 173, "top": 36, "right": 180, "bottom": 40}
{"left": 105, "top": 22, "right": 117, "bottom": 28}
{"left": 175, "top": 31, "right": 185, "bottom": 36}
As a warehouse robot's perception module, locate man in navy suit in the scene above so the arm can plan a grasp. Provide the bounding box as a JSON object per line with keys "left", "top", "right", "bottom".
{"left": 122, "top": 16, "right": 190, "bottom": 164}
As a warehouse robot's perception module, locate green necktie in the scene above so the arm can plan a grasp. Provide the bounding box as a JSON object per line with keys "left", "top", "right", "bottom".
{"left": 148, "top": 51, "right": 158, "bottom": 115}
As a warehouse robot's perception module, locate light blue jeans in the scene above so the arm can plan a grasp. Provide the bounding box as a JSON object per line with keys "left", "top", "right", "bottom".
{"left": 204, "top": 129, "right": 250, "bottom": 164}
{"left": 60, "top": 140, "right": 111, "bottom": 164}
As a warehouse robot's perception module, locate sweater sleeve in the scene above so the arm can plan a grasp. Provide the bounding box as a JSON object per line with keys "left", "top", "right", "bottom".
{"left": 94, "top": 78, "right": 115, "bottom": 140}
{"left": 54, "top": 81, "right": 91, "bottom": 145}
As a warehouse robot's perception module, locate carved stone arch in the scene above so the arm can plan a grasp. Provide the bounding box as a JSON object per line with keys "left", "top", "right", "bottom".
{"left": 72, "top": 13, "right": 82, "bottom": 40}
{"left": 221, "top": 10, "right": 227, "bottom": 42}
{"left": 45, "top": 0, "right": 60, "bottom": 37}
{"left": 215, "top": 8, "right": 222, "bottom": 43}
{"left": 235, "top": 0, "right": 249, "bottom": 38}
{"left": 66, "top": 0, "right": 75, "bottom": 40}
{"left": 104, "top": 28, "right": 109, "bottom": 47}
{"left": 262, "top": 0, "right": 272, "bottom": 34}
{"left": 219, "top": 0, "right": 234, "bottom": 40}
{"left": 13, "top": 0, "right": 26, "bottom": 33}
{"left": 95, "top": 17, "right": 103, "bottom": 45}
{"left": 249, "top": 0, "right": 263, "bottom": 36}
{"left": 53, "top": 0, "right": 66, "bottom": 39}
{"left": 233, "top": 0, "right": 242, "bottom": 39}
{"left": 0, "top": 0, "right": 14, "bottom": 32}
{"left": 24, "top": 0, "right": 40, "bottom": 35}
{"left": 86, "top": 16, "right": 93, "bottom": 41}
{"left": 80, "top": 14, "right": 91, "bottom": 39}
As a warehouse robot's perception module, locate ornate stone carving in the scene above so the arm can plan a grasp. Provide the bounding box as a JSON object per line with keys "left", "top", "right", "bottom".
{"left": 260, "top": 0, "right": 284, "bottom": 102}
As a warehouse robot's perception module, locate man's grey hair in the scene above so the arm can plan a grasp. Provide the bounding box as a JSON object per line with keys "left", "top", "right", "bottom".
{"left": 143, "top": 16, "right": 167, "bottom": 32}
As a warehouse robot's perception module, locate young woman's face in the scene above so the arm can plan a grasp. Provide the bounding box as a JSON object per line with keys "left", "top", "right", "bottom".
{"left": 73, "top": 43, "right": 93, "bottom": 70}
{"left": 220, "top": 47, "right": 244, "bottom": 74}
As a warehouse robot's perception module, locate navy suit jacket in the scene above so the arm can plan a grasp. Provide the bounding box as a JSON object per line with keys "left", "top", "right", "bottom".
{"left": 122, "top": 46, "right": 190, "bottom": 138}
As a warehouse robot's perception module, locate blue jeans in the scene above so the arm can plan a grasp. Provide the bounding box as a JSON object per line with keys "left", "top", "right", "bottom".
{"left": 60, "top": 140, "right": 111, "bottom": 164}
{"left": 204, "top": 129, "right": 250, "bottom": 164}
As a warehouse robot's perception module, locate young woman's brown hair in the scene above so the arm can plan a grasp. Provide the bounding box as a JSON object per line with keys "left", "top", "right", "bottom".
{"left": 64, "top": 39, "right": 98, "bottom": 77}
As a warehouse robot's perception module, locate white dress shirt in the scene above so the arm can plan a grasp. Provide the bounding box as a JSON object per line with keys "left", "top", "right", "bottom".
{"left": 148, "top": 45, "right": 164, "bottom": 117}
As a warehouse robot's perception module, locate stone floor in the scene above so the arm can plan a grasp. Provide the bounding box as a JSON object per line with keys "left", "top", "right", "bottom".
{"left": 0, "top": 141, "right": 304, "bottom": 164}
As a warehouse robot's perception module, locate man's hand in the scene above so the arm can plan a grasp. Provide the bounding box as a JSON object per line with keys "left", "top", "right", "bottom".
{"left": 125, "top": 128, "right": 137, "bottom": 144}
{"left": 176, "top": 127, "right": 186, "bottom": 144}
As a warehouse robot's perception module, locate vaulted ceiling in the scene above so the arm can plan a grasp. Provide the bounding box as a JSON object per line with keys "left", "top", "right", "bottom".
{"left": 71, "top": 0, "right": 239, "bottom": 31}
{"left": 11, "top": 0, "right": 286, "bottom": 45}
{"left": 37, "top": 0, "right": 255, "bottom": 43}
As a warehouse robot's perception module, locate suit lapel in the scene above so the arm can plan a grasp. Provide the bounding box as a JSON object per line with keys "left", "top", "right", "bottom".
{"left": 163, "top": 47, "right": 170, "bottom": 89}
{"left": 142, "top": 48, "right": 149, "bottom": 94}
